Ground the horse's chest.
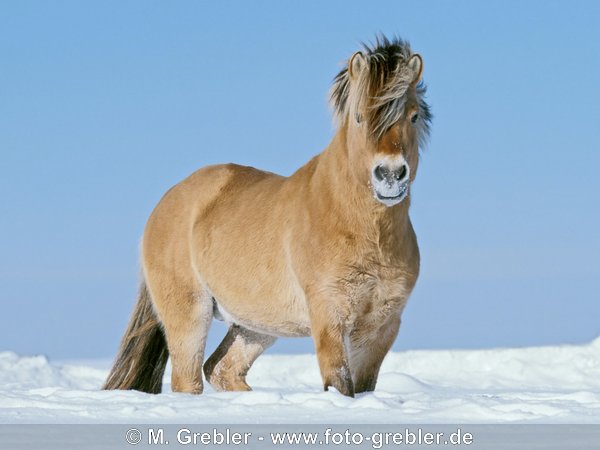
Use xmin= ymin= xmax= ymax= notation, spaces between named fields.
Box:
xmin=343 ymin=267 xmax=414 ymax=324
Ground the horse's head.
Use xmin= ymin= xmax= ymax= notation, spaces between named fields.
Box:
xmin=330 ymin=36 xmax=431 ymax=207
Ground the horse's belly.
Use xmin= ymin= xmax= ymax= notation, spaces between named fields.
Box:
xmin=212 ymin=295 xmax=311 ymax=337
xmin=199 ymin=251 xmax=311 ymax=337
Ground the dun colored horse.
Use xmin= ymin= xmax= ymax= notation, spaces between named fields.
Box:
xmin=104 ymin=36 xmax=431 ymax=397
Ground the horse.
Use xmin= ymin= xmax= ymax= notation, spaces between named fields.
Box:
xmin=103 ymin=35 xmax=431 ymax=398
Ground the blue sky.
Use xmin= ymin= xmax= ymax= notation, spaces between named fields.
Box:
xmin=1 ymin=1 xmax=599 ymax=359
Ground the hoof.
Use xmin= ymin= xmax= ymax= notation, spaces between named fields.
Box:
xmin=354 ymin=376 xmax=377 ymax=394
xmin=324 ymin=367 xmax=355 ymax=397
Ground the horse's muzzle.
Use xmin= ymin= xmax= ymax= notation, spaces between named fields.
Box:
xmin=372 ymin=163 xmax=410 ymax=207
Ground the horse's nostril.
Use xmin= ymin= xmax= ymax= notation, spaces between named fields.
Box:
xmin=375 ymin=164 xmax=408 ymax=182
xmin=374 ymin=165 xmax=386 ymax=181
xmin=395 ymin=165 xmax=407 ymax=181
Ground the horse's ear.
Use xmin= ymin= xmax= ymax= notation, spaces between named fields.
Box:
xmin=408 ymin=54 xmax=423 ymax=82
xmin=348 ymin=51 xmax=365 ymax=79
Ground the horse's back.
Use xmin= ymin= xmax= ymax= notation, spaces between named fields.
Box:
xmin=144 ymin=162 xmax=284 ymax=255
xmin=181 ymin=163 xmax=284 ymax=203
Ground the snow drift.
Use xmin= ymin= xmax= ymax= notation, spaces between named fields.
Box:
xmin=1 ymin=338 xmax=599 ymax=423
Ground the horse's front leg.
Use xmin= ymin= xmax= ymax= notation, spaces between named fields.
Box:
xmin=349 ymin=313 xmax=401 ymax=393
xmin=308 ymin=301 xmax=354 ymax=397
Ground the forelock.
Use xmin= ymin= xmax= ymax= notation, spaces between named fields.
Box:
xmin=330 ymin=35 xmax=431 ymax=145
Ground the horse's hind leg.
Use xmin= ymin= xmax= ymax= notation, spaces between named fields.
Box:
xmin=204 ymin=324 xmax=276 ymax=391
xmin=146 ymin=274 xmax=213 ymax=394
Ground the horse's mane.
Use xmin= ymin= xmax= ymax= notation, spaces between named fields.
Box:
xmin=330 ymin=35 xmax=431 ymax=145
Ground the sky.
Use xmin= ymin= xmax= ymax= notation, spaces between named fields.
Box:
xmin=1 ymin=1 xmax=599 ymax=360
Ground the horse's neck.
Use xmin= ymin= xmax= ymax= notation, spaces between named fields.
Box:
xmin=306 ymin=130 xmax=411 ymax=238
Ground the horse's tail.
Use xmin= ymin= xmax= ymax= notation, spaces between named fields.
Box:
xmin=103 ymin=281 xmax=168 ymax=393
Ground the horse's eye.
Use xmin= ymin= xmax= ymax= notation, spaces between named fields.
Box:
xmin=410 ymin=112 xmax=419 ymax=124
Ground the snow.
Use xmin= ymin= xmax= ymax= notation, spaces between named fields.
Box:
xmin=1 ymin=338 xmax=599 ymax=424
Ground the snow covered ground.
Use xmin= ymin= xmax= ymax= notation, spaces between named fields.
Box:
xmin=1 ymin=338 xmax=599 ymax=424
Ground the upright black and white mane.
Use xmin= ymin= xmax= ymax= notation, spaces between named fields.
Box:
xmin=330 ymin=35 xmax=431 ymax=145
